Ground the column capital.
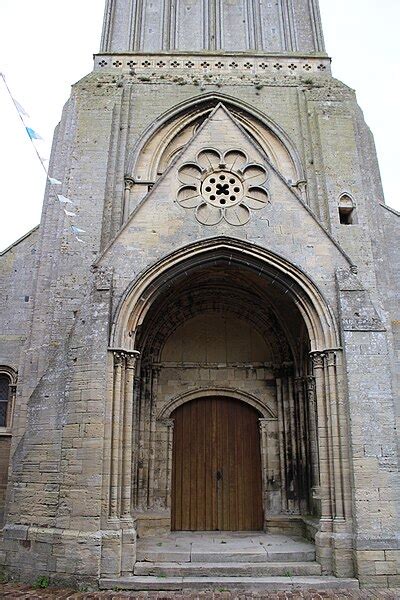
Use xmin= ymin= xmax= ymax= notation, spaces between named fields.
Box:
xmin=310 ymin=348 xmax=342 ymax=369
xmin=112 ymin=350 xmax=125 ymax=367
xmin=126 ymin=352 xmax=139 ymax=370
xmin=124 ymin=176 xmax=135 ymax=191
xmin=324 ymin=349 xmax=338 ymax=368
xmin=294 ymin=376 xmax=306 ymax=392
xmin=310 ymin=351 xmax=325 ymax=369
xmin=306 ymin=375 xmax=316 ymax=393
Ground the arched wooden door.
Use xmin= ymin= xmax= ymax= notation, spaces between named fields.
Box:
xmin=171 ymin=397 xmax=263 ymax=531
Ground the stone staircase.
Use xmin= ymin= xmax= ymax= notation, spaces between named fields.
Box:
xmin=100 ymin=532 xmax=359 ymax=591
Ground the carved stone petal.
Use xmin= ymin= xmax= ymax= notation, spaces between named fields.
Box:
xmin=197 ymin=149 xmax=222 ymax=171
xmin=245 ymin=187 xmax=270 ymax=210
xmin=224 ymin=204 xmax=250 ymax=226
xmin=177 ymin=185 xmax=202 ymax=208
xmin=223 ymin=150 xmax=247 ymax=171
xmin=242 ymin=164 xmax=268 ymax=186
xmin=178 ymin=163 xmax=203 ymax=185
xmin=196 ymin=203 xmax=223 ymax=226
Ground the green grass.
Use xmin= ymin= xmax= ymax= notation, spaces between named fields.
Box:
xmin=33 ymin=575 xmax=50 ymax=589
xmin=0 ymin=571 xmax=9 ymax=584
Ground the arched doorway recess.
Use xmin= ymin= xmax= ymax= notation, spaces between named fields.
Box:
xmin=107 ymin=239 xmax=352 ymax=574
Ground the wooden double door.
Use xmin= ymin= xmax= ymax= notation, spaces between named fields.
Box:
xmin=171 ymin=397 xmax=263 ymax=531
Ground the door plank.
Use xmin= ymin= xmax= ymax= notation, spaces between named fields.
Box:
xmin=172 ymin=397 xmax=263 ymax=531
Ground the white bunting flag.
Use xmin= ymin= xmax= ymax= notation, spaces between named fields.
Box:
xmin=58 ymin=195 xmax=73 ymax=205
xmin=71 ymin=225 xmax=86 ymax=235
xmin=15 ymin=99 xmax=30 ymax=118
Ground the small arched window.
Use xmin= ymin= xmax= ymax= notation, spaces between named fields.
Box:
xmin=338 ymin=194 xmax=357 ymax=225
xmin=0 ymin=375 xmax=10 ymax=428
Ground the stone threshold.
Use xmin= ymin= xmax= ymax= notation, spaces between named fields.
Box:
xmin=99 ymin=575 xmax=360 ymax=591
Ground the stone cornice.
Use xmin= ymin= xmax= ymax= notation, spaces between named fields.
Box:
xmin=94 ymin=52 xmax=331 ymax=77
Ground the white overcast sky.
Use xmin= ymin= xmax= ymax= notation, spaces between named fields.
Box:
xmin=0 ymin=0 xmax=399 ymax=251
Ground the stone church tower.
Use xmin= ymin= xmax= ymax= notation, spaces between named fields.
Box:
xmin=0 ymin=0 xmax=399 ymax=591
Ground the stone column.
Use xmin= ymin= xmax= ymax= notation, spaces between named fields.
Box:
xmin=101 ymin=348 xmax=140 ymax=579
xmin=121 ymin=352 xmax=139 ymax=519
xmin=136 ymin=367 xmax=149 ymax=509
xmin=123 ymin=177 xmax=134 ymax=223
xmin=295 ymin=376 xmax=309 ymax=513
xmin=311 ymin=350 xmax=333 ymax=574
xmin=8 ymin=384 xmax=17 ymax=429
xmin=110 ymin=350 xmax=124 ymax=519
xmin=286 ymin=368 xmax=298 ymax=513
xmin=311 ymin=351 xmax=332 ymax=522
xmin=109 ymin=349 xmax=140 ymax=521
xmin=325 ymin=350 xmax=344 ymax=522
xmin=311 ymin=349 xmax=353 ymax=576
xmin=306 ymin=375 xmax=320 ymax=508
xmin=259 ymin=417 xmax=279 ymax=519
xmin=158 ymin=418 xmax=175 ymax=510
xmin=147 ymin=367 xmax=160 ymax=509
xmin=259 ymin=418 xmax=269 ymax=518
xmin=131 ymin=374 xmax=141 ymax=509
xmin=275 ymin=372 xmax=287 ymax=512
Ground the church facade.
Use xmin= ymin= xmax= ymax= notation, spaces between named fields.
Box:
xmin=0 ymin=0 xmax=399 ymax=590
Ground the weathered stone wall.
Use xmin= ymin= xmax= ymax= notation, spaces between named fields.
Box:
xmin=0 ymin=42 xmax=398 ymax=588
xmin=0 ymin=227 xmax=39 ymax=532
xmin=100 ymin=0 xmax=325 ymax=54
xmin=379 ymin=205 xmax=400 ymax=439
xmin=0 ymin=227 xmax=38 ymax=370
xmin=0 ymin=437 xmax=11 ymax=526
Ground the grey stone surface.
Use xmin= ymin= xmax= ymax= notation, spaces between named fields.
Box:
xmin=133 ymin=561 xmax=322 ymax=577
xmin=99 ymin=575 xmax=360 ymax=591
xmin=0 ymin=0 xmax=398 ymax=592
xmin=100 ymin=0 xmax=326 ymax=54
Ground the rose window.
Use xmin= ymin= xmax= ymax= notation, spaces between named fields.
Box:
xmin=177 ymin=149 xmax=270 ymax=226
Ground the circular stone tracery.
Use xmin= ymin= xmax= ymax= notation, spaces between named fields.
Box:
xmin=177 ymin=148 xmax=270 ymax=226
xmin=201 ymin=171 xmax=244 ymax=207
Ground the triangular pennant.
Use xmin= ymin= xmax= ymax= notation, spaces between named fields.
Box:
xmin=64 ymin=209 xmax=76 ymax=217
xmin=26 ymin=127 xmax=42 ymax=140
xmin=71 ymin=225 xmax=86 ymax=235
xmin=15 ymin=99 xmax=30 ymax=118
xmin=48 ymin=177 xmax=62 ymax=185
xmin=58 ymin=195 xmax=73 ymax=205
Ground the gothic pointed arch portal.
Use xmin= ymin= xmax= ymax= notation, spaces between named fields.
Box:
xmin=107 ymin=239 xmax=352 ymax=570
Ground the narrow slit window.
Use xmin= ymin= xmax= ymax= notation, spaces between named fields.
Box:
xmin=338 ymin=195 xmax=356 ymax=225
xmin=0 ymin=375 xmax=10 ymax=428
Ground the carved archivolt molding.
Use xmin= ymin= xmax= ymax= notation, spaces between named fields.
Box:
xmin=177 ymin=148 xmax=270 ymax=226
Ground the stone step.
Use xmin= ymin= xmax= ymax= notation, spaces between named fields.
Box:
xmin=134 ymin=561 xmax=322 ymax=577
xmin=137 ymin=549 xmax=316 ymax=563
xmin=100 ymin=576 xmax=360 ymax=592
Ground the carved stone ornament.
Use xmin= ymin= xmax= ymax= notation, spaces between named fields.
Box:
xmin=177 ymin=148 xmax=270 ymax=226
xmin=94 ymin=266 xmax=113 ymax=291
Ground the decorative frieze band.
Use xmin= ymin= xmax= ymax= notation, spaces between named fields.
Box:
xmin=94 ymin=53 xmax=331 ymax=77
